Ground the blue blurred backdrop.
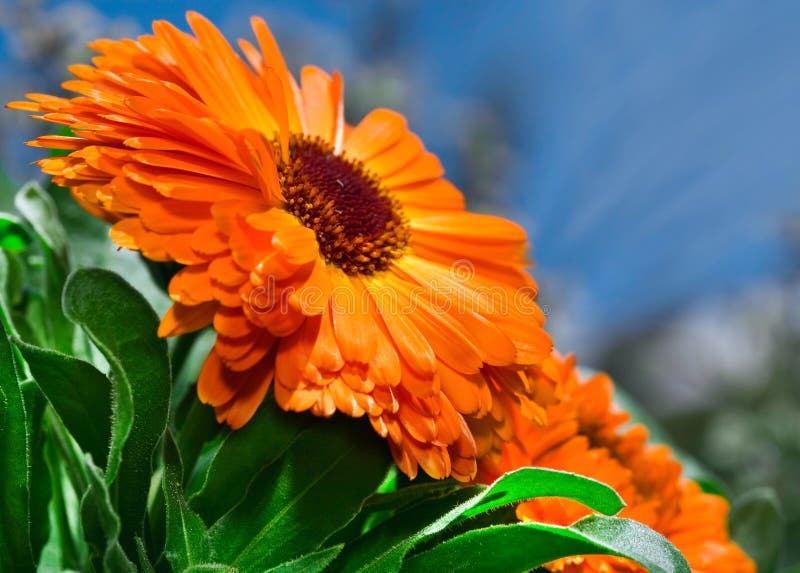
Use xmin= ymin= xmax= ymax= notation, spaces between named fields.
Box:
xmin=2 ymin=0 xmax=799 ymax=554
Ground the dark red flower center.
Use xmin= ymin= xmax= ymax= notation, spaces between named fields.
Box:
xmin=278 ymin=135 xmax=409 ymax=275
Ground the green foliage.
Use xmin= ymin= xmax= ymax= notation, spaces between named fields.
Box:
xmin=0 ymin=312 xmax=35 ymax=571
xmin=731 ymin=488 xmax=784 ymax=573
xmin=14 ymin=340 xmax=112 ymax=467
xmin=401 ymin=516 xmax=689 ymax=573
xmin=0 ymin=179 xmax=725 ymax=573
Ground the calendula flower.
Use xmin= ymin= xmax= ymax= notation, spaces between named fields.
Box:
xmin=9 ymin=12 xmax=552 ymax=481
xmin=477 ymin=353 xmax=755 ymax=573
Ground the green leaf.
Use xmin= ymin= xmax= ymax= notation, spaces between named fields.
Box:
xmin=135 ymin=536 xmax=156 ymax=573
xmin=184 ymin=565 xmax=236 ymax=572
xmin=15 ymin=182 xmax=74 ymax=354
xmin=21 ymin=380 xmax=52 ymax=562
xmin=176 ymin=399 xmax=219 ymax=486
xmin=14 ymin=181 xmax=68 ymax=268
xmin=63 ymin=268 xmax=172 ymax=550
xmin=209 ymin=417 xmax=391 ymax=572
xmin=14 ymin=339 xmax=111 ymax=466
xmin=0 ymin=213 xmax=31 ymax=252
xmin=163 ymin=430 xmax=213 ymax=572
xmin=730 ymin=487 xmax=784 ymax=573
xmin=332 ymin=468 xmax=624 ymax=573
xmin=79 ymin=457 xmax=137 ymax=573
xmin=401 ymin=516 xmax=690 ymax=573
xmin=264 ymin=545 xmax=344 ymax=573
xmin=0 ymin=316 xmax=34 ymax=571
xmin=459 ymin=468 xmax=624 ymax=519
xmin=40 ymin=435 xmax=89 ymax=572
xmin=189 ymin=397 xmax=315 ymax=524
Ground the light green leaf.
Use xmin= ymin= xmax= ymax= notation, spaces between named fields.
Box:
xmin=163 ymin=430 xmax=213 ymax=572
xmin=79 ymin=457 xmax=137 ymax=573
xmin=14 ymin=182 xmax=68 ymax=268
xmin=15 ymin=182 xmax=74 ymax=354
xmin=0 ymin=316 xmax=34 ymax=571
xmin=730 ymin=487 xmax=783 ymax=573
xmin=189 ymin=397 xmax=315 ymax=525
xmin=264 ymin=545 xmax=344 ymax=573
xmin=135 ymin=536 xmax=156 ymax=573
xmin=401 ymin=516 xmax=690 ymax=573
xmin=459 ymin=468 xmax=624 ymax=519
xmin=209 ymin=417 xmax=391 ymax=572
xmin=63 ymin=268 xmax=171 ymax=551
xmin=40 ymin=435 xmax=89 ymax=572
xmin=0 ymin=213 xmax=31 ymax=252
xmin=14 ymin=339 xmax=111 ymax=467
xmin=333 ymin=468 xmax=624 ymax=573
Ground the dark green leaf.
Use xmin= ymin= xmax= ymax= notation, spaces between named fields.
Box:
xmin=402 ymin=516 xmax=690 ymax=573
xmin=176 ymin=399 xmax=219 ymax=486
xmin=163 ymin=430 xmax=213 ymax=572
xmin=0 ymin=316 xmax=34 ymax=571
xmin=189 ymin=397 xmax=315 ymax=524
xmin=730 ymin=487 xmax=784 ymax=573
xmin=14 ymin=339 xmax=111 ymax=466
xmin=330 ymin=477 xmax=460 ymax=546
xmin=331 ymin=487 xmax=478 ymax=573
xmin=209 ymin=417 xmax=391 ymax=572
xmin=333 ymin=468 xmax=624 ymax=573
xmin=21 ymin=380 xmax=51 ymax=561
xmin=264 ymin=545 xmax=344 ymax=573
xmin=79 ymin=457 xmax=137 ymax=572
xmin=364 ymin=480 xmax=462 ymax=514
xmin=63 ymin=268 xmax=172 ymax=550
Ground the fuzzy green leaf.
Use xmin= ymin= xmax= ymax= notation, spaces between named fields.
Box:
xmin=63 ymin=268 xmax=171 ymax=551
xmin=0 ymin=315 xmax=34 ymax=571
xmin=401 ymin=516 xmax=690 ymax=573
xmin=730 ymin=488 xmax=784 ymax=573
xmin=135 ymin=536 xmax=156 ymax=573
xmin=14 ymin=182 xmax=68 ymax=268
xmin=163 ymin=430 xmax=213 ymax=572
xmin=79 ymin=457 xmax=137 ymax=572
xmin=14 ymin=339 xmax=111 ymax=467
xmin=209 ymin=417 xmax=391 ymax=572
xmin=14 ymin=182 xmax=74 ymax=354
xmin=264 ymin=545 xmax=344 ymax=573
xmin=332 ymin=468 xmax=624 ymax=573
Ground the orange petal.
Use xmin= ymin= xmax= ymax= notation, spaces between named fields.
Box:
xmin=158 ymin=301 xmax=217 ymax=337
xmin=344 ymin=109 xmax=407 ymax=162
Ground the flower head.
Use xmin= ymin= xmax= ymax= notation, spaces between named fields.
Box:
xmin=9 ymin=12 xmax=552 ymax=481
xmin=477 ymin=353 xmax=755 ymax=573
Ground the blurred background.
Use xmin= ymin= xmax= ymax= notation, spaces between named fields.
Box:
xmin=2 ymin=0 xmax=798 ymax=563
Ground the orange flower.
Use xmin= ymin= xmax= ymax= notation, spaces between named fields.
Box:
xmin=477 ymin=353 xmax=755 ymax=573
xmin=8 ymin=12 xmax=552 ymax=481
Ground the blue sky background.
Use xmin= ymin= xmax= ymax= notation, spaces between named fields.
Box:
xmin=2 ymin=0 xmax=799 ymax=358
